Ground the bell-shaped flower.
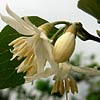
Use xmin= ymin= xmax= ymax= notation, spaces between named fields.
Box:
xmin=0 ymin=5 xmax=59 ymax=82
xmin=24 ymin=61 xmax=78 ymax=94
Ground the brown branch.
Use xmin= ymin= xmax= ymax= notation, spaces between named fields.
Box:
xmin=81 ymin=27 xmax=100 ymax=43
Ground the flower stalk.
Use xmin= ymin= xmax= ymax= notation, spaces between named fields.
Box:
xmin=52 ymin=21 xmax=71 ymax=26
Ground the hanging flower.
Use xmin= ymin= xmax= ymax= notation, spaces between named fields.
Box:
xmin=0 ymin=5 xmax=59 ymax=82
xmin=51 ymin=62 xmax=78 ymax=95
xmin=25 ymin=61 xmax=75 ymax=93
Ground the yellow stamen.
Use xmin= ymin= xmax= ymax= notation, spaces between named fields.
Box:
xmin=8 ymin=37 xmax=25 ymax=46
xmin=59 ymin=80 xmax=64 ymax=95
xmin=69 ymin=78 xmax=78 ymax=94
xmin=65 ymin=79 xmax=70 ymax=93
xmin=51 ymin=81 xmax=60 ymax=94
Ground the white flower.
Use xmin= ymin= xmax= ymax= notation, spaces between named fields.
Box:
xmin=24 ymin=61 xmax=77 ymax=94
xmin=0 ymin=5 xmax=59 ymax=82
xmin=27 ymin=60 xmax=100 ymax=95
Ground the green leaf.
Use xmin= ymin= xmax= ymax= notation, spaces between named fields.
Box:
xmin=0 ymin=16 xmax=57 ymax=89
xmin=28 ymin=16 xmax=48 ymax=26
xmin=0 ymin=26 xmax=25 ymax=89
xmin=78 ymin=0 xmax=100 ymax=21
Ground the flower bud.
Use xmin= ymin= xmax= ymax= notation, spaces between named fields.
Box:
xmin=53 ymin=24 xmax=77 ymax=63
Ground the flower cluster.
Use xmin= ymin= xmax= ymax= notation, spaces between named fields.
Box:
xmin=1 ymin=5 xmax=100 ymax=97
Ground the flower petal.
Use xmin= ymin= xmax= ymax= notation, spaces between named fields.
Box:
xmin=0 ymin=14 xmax=34 ymax=35
xmin=34 ymin=38 xmax=47 ymax=72
xmin=6 ymin=5 xmax=40 ymax=34
xmin=24 ymin=16 xmax=38 ymax=31
xmin=0 ymin=5 xmax=41 ymax=35
xmin=6 ymin=5 xmax=31 ymax=29
xmin=43 ymin=40 xmax=59 ymax=73
xmin=24 ymin=68 xmax=54 ymax=82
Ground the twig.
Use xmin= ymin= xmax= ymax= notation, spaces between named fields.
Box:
xmin=82 ymin=27 xmax=100 ymax=43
